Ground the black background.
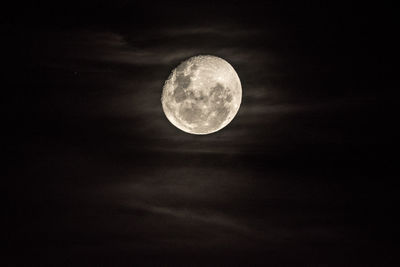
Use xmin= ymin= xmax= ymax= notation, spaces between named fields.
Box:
xmin=4 ymin=1 xmax=398 ymax=266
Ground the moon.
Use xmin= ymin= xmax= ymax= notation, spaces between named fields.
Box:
xmin=161 ymin=55 xmax=242 ymax=135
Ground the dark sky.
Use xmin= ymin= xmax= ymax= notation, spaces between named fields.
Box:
xmin=4 ymin=1 xmax=398 ymax=266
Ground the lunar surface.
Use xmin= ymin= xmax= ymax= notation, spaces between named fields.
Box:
xmin=161 ymin=55 xmax=242 ymax=134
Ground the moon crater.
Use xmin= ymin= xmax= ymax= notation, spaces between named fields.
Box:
xmin=162 ymin=55 xmax=242 ymax=135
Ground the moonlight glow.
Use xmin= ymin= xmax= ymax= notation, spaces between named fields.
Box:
xmin=161 ymin=55 xmax=242 ymax=134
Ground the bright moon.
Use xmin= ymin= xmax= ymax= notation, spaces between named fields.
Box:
xmin=161 ymin=55 xmax=242 ymax=135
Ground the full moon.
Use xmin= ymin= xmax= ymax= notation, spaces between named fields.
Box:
xmin=161 ymin=55 xmax=242 ymax=135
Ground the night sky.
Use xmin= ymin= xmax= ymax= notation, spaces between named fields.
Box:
xmin=4 ymin=1 xmax=398 ymax=266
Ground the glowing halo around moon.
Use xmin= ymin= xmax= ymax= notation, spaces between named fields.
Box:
xmin=161 ymin=55 xmax=242 ymax=135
